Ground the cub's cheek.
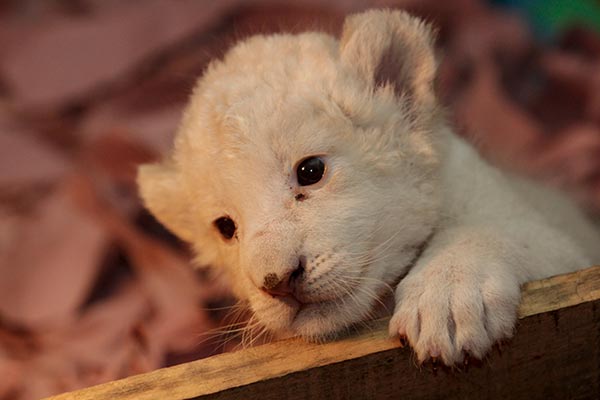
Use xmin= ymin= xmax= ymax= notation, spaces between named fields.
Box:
xmin=227 ymin=269 xmax=262 ymax=301
xmin=224 ymin=276 xmax=252 ymax=301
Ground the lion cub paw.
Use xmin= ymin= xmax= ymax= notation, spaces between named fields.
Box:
xmin=389 ymin=262 xmax=521 ymax=365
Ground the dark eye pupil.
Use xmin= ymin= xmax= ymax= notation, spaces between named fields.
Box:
xmin=297 ymin=157 xmax=325 ymax=186
xmin=214 ymin=217 xmax=236 ymax=240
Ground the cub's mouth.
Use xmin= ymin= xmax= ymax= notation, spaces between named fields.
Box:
xmin=293 ymin=292 xmax=358 ymax=320
xmin=290 ymin=292 xmax=358 ymax=336
xmin=260 ymin=286 xmax=354 ymax=319
xmin=255 ymin=280 xmax=390 ymax=341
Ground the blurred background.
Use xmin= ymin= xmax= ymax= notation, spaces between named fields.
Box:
xmin=1 ymin=0 xmax=599 ymax=398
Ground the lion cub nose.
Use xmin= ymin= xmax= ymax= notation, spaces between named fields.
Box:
xmin=261 ymin=257 xmax=305 ymax=298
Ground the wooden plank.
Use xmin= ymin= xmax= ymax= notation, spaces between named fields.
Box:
xmin=47 ymin=265 xmax=600 ymax=400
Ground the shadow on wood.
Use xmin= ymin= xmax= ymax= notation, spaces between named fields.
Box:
xmin=47 ymin=266 xmax=600 ymax=400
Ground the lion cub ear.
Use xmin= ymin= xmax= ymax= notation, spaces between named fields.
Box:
xmin=339 ymin=9 xmax=437 ymax=109
xmin=137 ymin=162 xmax=194 ymax=242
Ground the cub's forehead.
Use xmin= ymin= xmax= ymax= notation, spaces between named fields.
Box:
xmin=210 ymin=32 xmax=340 ymax=90
xmin=194 ymin=32 xmax=340 ymax=111
xmin=175 ymin=32 xmax=355 ymax=173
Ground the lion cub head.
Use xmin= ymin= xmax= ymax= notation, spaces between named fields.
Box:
xmin=138 ymin=10 xmax=445 ymax=340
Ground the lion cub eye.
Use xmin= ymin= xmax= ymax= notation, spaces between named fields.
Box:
xmin=296 ymin=156 xmax=325 ymax=186
xmin=214 ymin=217 xmax=236 ymax=240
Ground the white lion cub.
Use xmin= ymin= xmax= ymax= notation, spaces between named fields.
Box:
xmin=138 ymin=10 xmax=600 ymax=365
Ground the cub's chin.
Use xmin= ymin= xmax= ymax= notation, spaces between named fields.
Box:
xmin=248 ymin=284 xmax=387 ymax=342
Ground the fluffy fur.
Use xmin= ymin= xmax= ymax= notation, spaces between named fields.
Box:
xmin=138 ymin=10 xmax=600 ymax=365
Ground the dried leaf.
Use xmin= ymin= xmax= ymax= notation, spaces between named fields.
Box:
xmin=0 ymin=0 xmax=237 ymax=110
xmin=0 ymin=179 xmax=108 ymax=328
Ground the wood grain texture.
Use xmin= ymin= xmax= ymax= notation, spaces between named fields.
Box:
xmin=47 ymin=265 xmax=600 ymax=400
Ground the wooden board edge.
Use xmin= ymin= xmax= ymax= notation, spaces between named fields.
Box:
xmin=46 ymin=265 xmax=600 ymax=400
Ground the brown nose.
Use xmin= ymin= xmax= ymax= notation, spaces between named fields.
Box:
xmin=261 ymin=257 xmax=305 ymax=298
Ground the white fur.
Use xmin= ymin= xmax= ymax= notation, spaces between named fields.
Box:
xmin=138 ymin=10 xmax=600 ymax=364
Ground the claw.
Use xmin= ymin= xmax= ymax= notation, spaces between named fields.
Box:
xmin=463 ymin=351 xmax=470 ymax=365
xmin=463 ymin=352 xmax=483 ymax=368
xmin=498 ymin=338 xmax=511 ymax=350
xmin=462 ymin=351 xmax=471 ymax=371
xmin=431 ymin=361 xmax=439 ymax=374
xmin=418 ymin=356 xmax=440 ymax=375
xmin=493 ymin=342 xmax=504 ymax=356
xmin=398 ymin=335 xmax=408 ymax=348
